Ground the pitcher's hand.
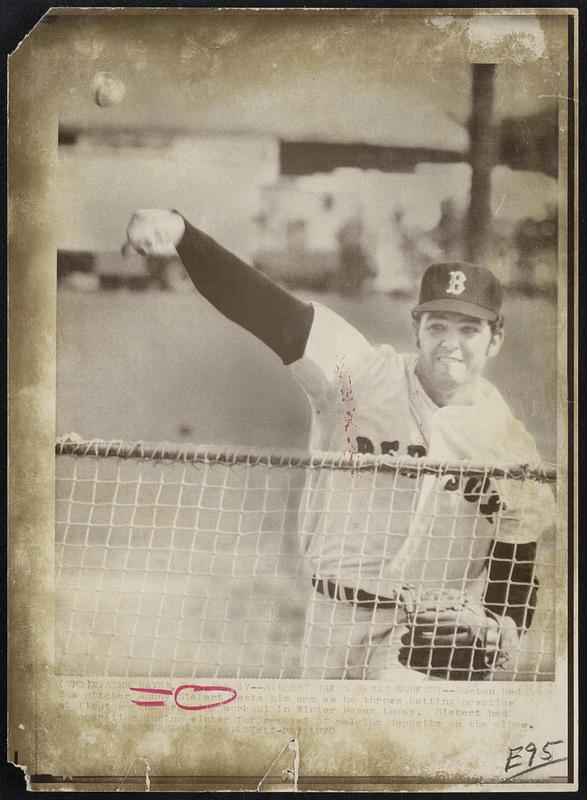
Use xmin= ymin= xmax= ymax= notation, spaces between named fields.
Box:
xmin=123 ymin=209 xmax=185 ymax=257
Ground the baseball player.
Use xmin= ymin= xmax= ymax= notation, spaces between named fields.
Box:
xmin=125 ymin=209 xmax=555 ymax=681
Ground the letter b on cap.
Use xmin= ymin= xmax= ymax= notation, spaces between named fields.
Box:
xmin=446 ymin=270 xmax=467 ymax=296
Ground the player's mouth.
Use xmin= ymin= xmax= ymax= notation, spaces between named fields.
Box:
xmin=436 ymin=355 xmax=463 ymax=363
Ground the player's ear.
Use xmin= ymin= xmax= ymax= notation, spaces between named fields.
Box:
xmin=411 ymin=314 xmax=421 ymax=349
xmin=487 ymin=327 xmax=504 ymax=358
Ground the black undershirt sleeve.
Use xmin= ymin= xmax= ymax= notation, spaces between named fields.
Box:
xmin=483 ymin=540 xmax=539 ymax=631
xmin=175 ymin=217 xmax=314 ymax=365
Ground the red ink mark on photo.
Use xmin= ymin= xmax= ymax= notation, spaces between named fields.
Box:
xmin=129 ymin=687 xmax=173 ymax=707
xmin=130 ymin=685 xmax=237 ymax=711
xmin=336 ymin=359 xmax=359 ymax=469
xmin=336 ymin=362 xmax=354 ymax=404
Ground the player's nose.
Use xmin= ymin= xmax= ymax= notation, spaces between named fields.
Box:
xmin=439 ymin=328 xmax=460 ymax=349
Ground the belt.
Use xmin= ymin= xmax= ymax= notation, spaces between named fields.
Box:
xmin=312 ymin=577 xmax=399 ymax=609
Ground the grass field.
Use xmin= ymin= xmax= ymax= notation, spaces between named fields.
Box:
xmin=55 ymin=288 xmax=558 ymax=680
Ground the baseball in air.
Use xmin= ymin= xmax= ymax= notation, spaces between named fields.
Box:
xmin=91 ymin=72 xmax=125 ymax=107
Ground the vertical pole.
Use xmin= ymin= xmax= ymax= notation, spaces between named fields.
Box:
xmin=466 ymin=63 xmax=497 ymax=264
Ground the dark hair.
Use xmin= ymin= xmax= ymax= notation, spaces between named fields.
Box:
xmin=411 ymin=310 xmax=504 ymax=336
xmin=490 ymin=316 xmax=505 ymax=335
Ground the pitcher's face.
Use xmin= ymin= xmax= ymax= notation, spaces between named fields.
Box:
xmin=414 ymin=311 xmax=503 ymax=389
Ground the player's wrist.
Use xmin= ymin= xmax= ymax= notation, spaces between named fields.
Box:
xmin=169 ymin=209 xmax=187 ymax=247
xmin=484 ymin=607 xmax=518 ymax=633
xmin=495 ymin=613 xmax=520 ymax=649
xmin=482 ymin=610 xmax=519 ymax=669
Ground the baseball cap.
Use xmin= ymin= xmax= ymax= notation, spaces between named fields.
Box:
xmin=412 ymin=262 xmax=503 ymax=322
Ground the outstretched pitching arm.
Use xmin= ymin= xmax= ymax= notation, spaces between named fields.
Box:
xmin=125 ymin=209 xmax=314 ymax=365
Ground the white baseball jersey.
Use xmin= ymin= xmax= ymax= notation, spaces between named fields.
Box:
xmin=290 ymin=302 xmax=555 ymax=600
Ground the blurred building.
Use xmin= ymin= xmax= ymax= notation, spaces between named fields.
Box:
xmin=57 ymin=87 xmax=558 ymax=297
